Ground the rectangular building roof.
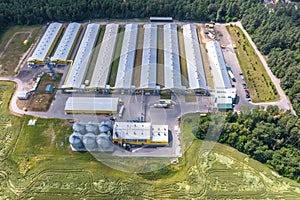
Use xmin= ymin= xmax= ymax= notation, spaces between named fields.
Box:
xmin=182 ymin=24 xmax=207 ymax=90
xmin=51 ymin=22 xmax=81 ymax=63
xmin=63 ymin=23 xmax=100 ymax=88
xmin=28 ymin=22 xmax=63 ymax=63
xmin=64 ymin=97 xmax=119 ymax=113
xmin=164 ymin=24 xmax=182 ymax=90
xmin=90 ymin=24 xmax=119 ymax=88
xmin=113 ymin=122 xmax=151 ymax=140
xmin=206 ymin=41 xmax=232 ymax=89
xmin=150 ymin=17 xmax=173 ymax=22
xmin=151 ymin=125 xmax=168 ymax=143
xmin=114 ymin=24 xmax=138 ymax=89
xmin=140 ymin=24 xmax=157 ymax=89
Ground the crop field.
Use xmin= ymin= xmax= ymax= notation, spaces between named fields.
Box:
xmin=0 ymin=26 xmax=43 ymax=76
xmin=226 ymin=25 xmax=279 ymax=102
xmin=1 ymin=81 xmax=300 ymax=199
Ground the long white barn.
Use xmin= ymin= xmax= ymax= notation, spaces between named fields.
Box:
xmin=140 ymin=24 xmax=157 ymax=90
xmin=90 ymin=24 xmax=119 ymax=88
xmin=51 ymin=22 xmax=81 ymax=65
xmin=28 ymin=22 xmax=63 ymax=66
xmin=164 ymin=24 xmax=183 ymax=90
xmin=182 ymin=24 xmax=207 ymax=90
xmin=114 ymin=24 xmax=138 ymax=90
xmin=63 ymin=23 xmax=100 ymax=89
xmin=206 ymin=41 xmax=236 ymax=98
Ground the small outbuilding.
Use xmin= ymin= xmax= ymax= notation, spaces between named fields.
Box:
xmin=17 ymin=91 xmax=30 ymax=100
xmin=45 ymin=84 xmax=55 ymax=93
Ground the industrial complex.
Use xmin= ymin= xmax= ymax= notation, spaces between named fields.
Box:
xmin=25 ymin=21 xmax=237 ymax=153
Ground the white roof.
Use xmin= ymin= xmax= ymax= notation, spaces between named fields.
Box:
xmin=182 ymin=24 xmax=207 ymax=90
xmin=113 ymin=122 xmax=151 ymax=140
xmin=163 ymin=24 xmax=182 ymax=89
xmin=64 ymin=97 xmax=119 ymax=112
xmin=64 ymin=24 xmax=100 ymax=88
xmin=151 ymin=125 xmax=168 ymax=142
xmin=51 ymin=23 xmax=81 ymax=62
xmin=114 ymin=24 xmax=138 ymax=89
xmin=90 ymin=24 xmax=119 ymax=88
xmin=206 ymin=41 xmax=232 ymax=89
xmin=140 ymin=24 xmax=157 ymax=89
xmin=28 ymin=22 xmax=62 ymax=62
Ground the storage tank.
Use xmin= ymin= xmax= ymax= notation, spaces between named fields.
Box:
xmin=72 ymin=122 xmax=86 ymax=134
xmin=69 ymin=133 xmax=84 ymax=150
xmin=104 ymin=120 xmax=113 ymax=129
xmin=85 ymin=123 xmax=99 ymax=135
xmin=82 ymin=133 xmax=97 ymax=150
xmin=99 ymin=124 xmax=110 ymax=133
xmin=96 ymin=134 xmax=113 ymax=152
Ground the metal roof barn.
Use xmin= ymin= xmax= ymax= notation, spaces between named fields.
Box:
xmin=163 ymin=24 xmax=182 ymax=90
xmin=90 ymin=24 xmax=119 ymax=88
xmin=114 ymin=24 xmax=138 ymax=89
xmin=140 ymin=24 xmax=158 ymax=89
xmin=64 ymin=97 xmax=119 ymax=114
xmin=28 ymin=22 xmax=63 ymax=65
xmin=206 ymin=41 xmax=236 ymax=98
xmin=50 ymin=22 xmax=81 ymax=64
xmin=182 ymin=24 xmax=207 ymax=90
xmin=63 ymin=23 xmax=100 ymax=88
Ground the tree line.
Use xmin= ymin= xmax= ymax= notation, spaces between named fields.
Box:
xmin=193 ymin=106 xmax=300 ymax=183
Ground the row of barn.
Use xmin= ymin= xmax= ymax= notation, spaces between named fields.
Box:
xmin=27 ymin=22 xmax=235 ymax=98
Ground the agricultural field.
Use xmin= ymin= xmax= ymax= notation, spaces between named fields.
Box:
xmin=1 ymin=81 xmax=300 ymax=199
xmin=0 ymin=26 xmax=43 ymax=76
xmin=226 ymin=25 xmax=279 ymax=102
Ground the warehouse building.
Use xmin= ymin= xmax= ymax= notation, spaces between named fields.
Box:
xmin=140 ymin=24 xmax=158 ymax=91
xmin=112 ymin=122 xmax=168 ymax=145
xmin=64 ymin=97 xmax=119 ymax=114
xmin=163 ymin=24 xmax=183 ymax=90
xmin=63 ymin=23 xmax=100 ymax=89
xmin=206 ymin=41 xmax=236 ymax=99
xmin=90 ymin=24 xmax=119 ymax=88
xmin=114 ymin=24 xmax=138 ymax=92
xmin=182 ymin=24 xmax=207 ymax=93
xmin=50 ymin=22 xmax=81 ymax=65
xmin=28 ymin=22 xmax=63 ymax=67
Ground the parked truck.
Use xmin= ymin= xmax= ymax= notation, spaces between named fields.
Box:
xmin=228 ymin=70 xmax=236 ymax=82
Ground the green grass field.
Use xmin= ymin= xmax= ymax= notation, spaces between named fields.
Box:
xmin=1 ymin=81 xmax=300 ymax=199
xmin=226 ymin=25 xmax=279 ymax=102
xmin=0 ymin=26 xmax=42 ymax=76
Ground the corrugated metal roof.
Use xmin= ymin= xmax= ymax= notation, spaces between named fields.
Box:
xmin=115 ymin=24 xmax=138 ymax=89
xmin=182 ymin=24 xmax=207 ymax=90
xmin=64 ymin=23 xmax=100 ymax=88
xmin=64 ymin=97 xmax=119 ymax=112
xmin=206 ymin=41 xmax=232 ymax=89
xmin=140 ymin=24 xmax=157 ymax=89
xmin=28 ymin=22 xmax=62 ymax=62
xmin=113 ymin=122 xmax=151 ymax=140
xmin=90 ymin=24 xmax=119 ymax=88
xmin=151 ymin=125 xmax=168 ymax=142
xmin=51 ymin=22 xmax=81 ymax=63
xmin=164 ymin=24 xmax=182 ymax=89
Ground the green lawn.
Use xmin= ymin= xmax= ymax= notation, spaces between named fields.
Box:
xmin=0 ymin=81 xmax=299 ymax=199
xmin=0 ymin=25 xmax=43 ymax=76
xmin=226 ymin=25 xmax=279 ymax=102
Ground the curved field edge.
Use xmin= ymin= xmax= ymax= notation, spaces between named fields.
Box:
xmin=0 ymin=81 xmax=299 ymax=199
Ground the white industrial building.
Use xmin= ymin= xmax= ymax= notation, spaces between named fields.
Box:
xmin=63 ymin=23 xmax=100 ymax=89
xmin=182 ymin=24 xmax=207 ymax=91
xmin=50 ymin=22 xmax=81 ymax=65
xmin=112 ymin=122 xmax=168 ymax=145
xmin=140 ymin=24 xmax=158 ymax=90
xmin=206 ymin=41 xmax=236 ymax=99
xmin=64 ymin=97 xmax=119 ymax=114
xmin=163 ymin=24 xmax=183 ymax=90
xmin=114 ymin=24 xmax=138 ymax=91
xmin=28 ymin=22 xmax=63 ymax=66
xmin=90 ymin=24 xmax=119 ymax=88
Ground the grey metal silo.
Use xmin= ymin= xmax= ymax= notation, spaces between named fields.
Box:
xmin=72 ymin=122 xmax=86 ymax=135
xmin=98 ymin=124 xmax=110 ymax=133
xmin=69 ymin=132 xmax=84 ymax=150
xmin=96 ymin=134 xmax=113 ymax=152
xmin=86 ymin=123 xmax=99 ymax=135
xmin=82 ymin=133 xmax=97 ymax=151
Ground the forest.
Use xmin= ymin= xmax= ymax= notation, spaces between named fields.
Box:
xmin=193 ymin=106 xmax=300 ymax=183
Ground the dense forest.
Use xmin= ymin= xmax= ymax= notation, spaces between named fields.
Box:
xmin=0 ymin=1 xmax=299 ymax=114
xmin=193 ymin=106 xmax=300 ymax=182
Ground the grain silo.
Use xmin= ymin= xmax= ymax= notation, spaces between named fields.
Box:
xmin=99 ymin=123 xmax=110 ymax=133
xmin=82 ymin=133 xmax=97 ymax=150
xmin=69 ymin=132 xmax=84 ymax=150
xmin=72 ymin=122 xmax=86 ymax=134
xmin=85 ymin=122 xmax=99 ymax=135
xmin=96 ymin=134 xmax=114 ymax=152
